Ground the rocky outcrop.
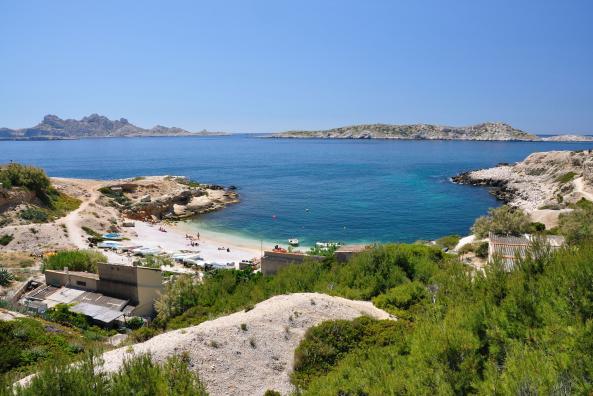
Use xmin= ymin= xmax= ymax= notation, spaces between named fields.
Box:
xmin=453 ymin=150 xmax=593 ymax=211
xmin=98 ymin=176 xmax=239 ymax=221
xmin=0 ymin=114 xmax=228 ymax=140
xmin=0 ymin=188 xmax=39 ymax=212
xmin=272 ymin=122 xmax=539 ymax=141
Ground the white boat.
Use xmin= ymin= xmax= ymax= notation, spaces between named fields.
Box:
xmin=132 ymin=247 xmax=162 ymax=256
xmin=183 ymin=258 xmax=205 ymax=267
xmin=97 ymin=241 xmax=121 ymax=250
xmin=288 ymin=238 xmax=299 ymax=246
xmin=206 ymin=262 xmax=235 ymax=270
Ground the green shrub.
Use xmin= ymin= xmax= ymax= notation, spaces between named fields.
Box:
xmin=471 ymin=205 xmax=531 ymax=238
xmin=372 ymin=281 xmax=427 ymax=318
xmin=435 ymin=234 xmax=461 ymax=250
xmin=0 ymin=234 xmax=13 ymax=246
xmin=125 ymin=317 xmax=144 ymax=330
xmin=19 ymin=207 xmax=49 ymax=223
xmin=0 ymin=267 xmax=15 ymax=286
xmin=558 ymin=204 xmax=593 ymax=244
xmin=46 ymin=304 xmax=91 ymax=330
xmin=12 ymin=352 xmax=207 ymax=395
xmin=130 ymin=326 xmax=159 ymax=343
xmin=475 ymin=241 xmax=489 ymax=258
xmin=42 ymin=250 xmax=106 ymax=273
xmin=556 ymin=171 xmax=577 ymax=184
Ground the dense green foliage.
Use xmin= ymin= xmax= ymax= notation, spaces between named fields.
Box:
xmin=0 ymin=163 xmax=51 ymax=201
xmin=42 ymin=250 xmax=106 ymax=273
xmin=8 ymin=352 xmax=207 ymax=396
xmin=0 ymin=318 xmax=92 ymax=379
xmin=435 ymin=234 xmax=461 ymax=250
xmin=0 ymin=235 xmax=13 ymax=247
xmin=293 ymin=242 xmax=593 ymax=395
xmin=0 ymin=267 xmax=15 ymax=286
xmin=292 ymin=316 xmax=410 ymax=388
xmin=558 ymin=201 xmax=593 ymax=244
xmin=0 ymin=163 xmax=80 ymax=222
xmin=155 ymin=244 xmax=443 ymax=329
xmin=471 ymin=205 xmax=531 ymax=238
xmin=45 ymin=304 xmax=92 ymax=330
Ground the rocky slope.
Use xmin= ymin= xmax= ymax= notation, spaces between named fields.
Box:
xmin=0 ymin=114 xmax=226 ymax=140
xmin=96 ymin=293 xmax=393 ymax=396
xmin=272 ymin=122 xmax=539 ymax=141
xmin=453 ymin=150 xmax=593 ymax=212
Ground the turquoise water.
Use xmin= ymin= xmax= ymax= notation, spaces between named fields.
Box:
xmin=1 ymin=136 xmax=592 ymax=244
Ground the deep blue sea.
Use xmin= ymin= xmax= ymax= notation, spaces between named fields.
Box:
xmin=1 ymin=136 xmax=592 ymax=245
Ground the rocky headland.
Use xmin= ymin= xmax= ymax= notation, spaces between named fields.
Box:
xmin=453 ymin=150 xmax=593 ymax=216
xmin=0 ymin=114 xmax=227 ymax=140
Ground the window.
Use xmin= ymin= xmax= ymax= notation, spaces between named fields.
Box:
xmin=76 ymin=280 xmax=87 ymax=287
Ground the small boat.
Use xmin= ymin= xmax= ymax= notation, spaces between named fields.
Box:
xmin=102 ymin=233 xmax=122 ymax=240
xmin=97 ymin=241 xmax=121 ymax=250
xmin=132 ymin=247 xmax=162 ymax=256
xmin=288 ymin=238 xmax=299 ymax=246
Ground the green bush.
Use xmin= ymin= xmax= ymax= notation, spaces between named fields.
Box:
xmin=130 ymin=326 xmax=159 ymax=343
xmin=471 ymin=205 xmax=531 ymax=238
xmin=0 ymin=163 xmax=51 ymax=200
xmin=556 ymin=171 xmax=577 ymax=184
xmin=475 ymin=241 xmax=489 ymax=258
xmin=11 ymin=352 xmax=207 ymax=395
xmin=125 ymin=317 xmax=144 ymax=330
xmin=42 ymin=250 xmax=106 ymax=273
xmin=435 ymin=234 xmax=461 ymax=250
xmin=45 ymin=304 xmax=91 ymax=330
xmin=19 ymin=207 xmax=49 ymax=223
xmin=372 ymin=281 xmax=427 ymax=318
xmin=0 ymin=267 xmax=15 ymax=286
xmin=0 ymin=234 xmax=13 ymax=246
xmin=0 ymin=317 xmax=91 ymax=378
xmin=558 ymin=204 xmax=593 ymax=244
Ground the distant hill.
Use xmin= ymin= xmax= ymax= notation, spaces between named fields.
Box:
xmin=0 ymin=114 xmax=227 ymax=140
xmin=271 ymin=122 xmax=540 ymax=141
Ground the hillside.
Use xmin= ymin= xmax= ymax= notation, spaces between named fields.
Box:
xmin=272 ymin=122 xmax=539 ymax=141
xmin=21 ymin=293 xmax=392 ymax=396
xmin=0 ymin=114 xmax=226 ymax=140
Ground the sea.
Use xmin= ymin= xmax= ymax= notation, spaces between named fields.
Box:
xmin=1 ymin=135 xmax=592 ymax=245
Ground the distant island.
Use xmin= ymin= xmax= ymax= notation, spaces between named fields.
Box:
xmin=271 ymin=122 xmax=593 ymax=141
xmin=0 ymin=114 xmax=227 ymax=140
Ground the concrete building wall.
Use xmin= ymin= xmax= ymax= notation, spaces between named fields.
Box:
xmin=134 ymin=267 xmax=163 ymax=317
xmin=261 ymin=251 xmax=324 ymax=276
xmin=97 ymin=263 xmax=139 ymax=303
xmin=45 ymin=270 xmax=98 ymax=291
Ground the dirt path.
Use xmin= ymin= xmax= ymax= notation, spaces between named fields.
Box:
xmin=574 ymin=177 xmax=593 ymax=201
xmin=54 ymin=179 xmax=103 ymax=249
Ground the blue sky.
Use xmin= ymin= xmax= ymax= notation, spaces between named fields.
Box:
xmin=1 ymin=1 xmax=592 ymax=134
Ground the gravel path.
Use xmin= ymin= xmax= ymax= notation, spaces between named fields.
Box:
xmin=101 ymin=293 xmax=393 ymax=396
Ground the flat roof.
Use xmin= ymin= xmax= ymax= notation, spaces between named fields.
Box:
xmin=69 ymin=302 xmax=123 ymax=324
xmin=336 ymin=244 xmax=370 ymax=252
xmin=45 ymin=269 xmax=100 ymax=280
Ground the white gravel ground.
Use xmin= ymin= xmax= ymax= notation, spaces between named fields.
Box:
xmin=100 ymin=293 xmax=393 ymax=396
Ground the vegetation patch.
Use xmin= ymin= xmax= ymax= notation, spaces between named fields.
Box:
xmin=9 ymin=352 xmax=207 ymax=395
xmin=435 ymin=234 xmax=460 ymax=250
xmin=556 ymin=171 xmax=577 ymax=184
xmin=0 ymin=267 xmax=15 ymax=286
xmin=42 ymin=250 xmax=106 ymax=273
xmin=0 ymin=234 xmax=14 ymax=246
xmin=471 ymin=205 xmax=531 ymax=238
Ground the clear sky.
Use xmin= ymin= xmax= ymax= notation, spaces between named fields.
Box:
xmin=1 ymin=0 xmax=592 ymax=134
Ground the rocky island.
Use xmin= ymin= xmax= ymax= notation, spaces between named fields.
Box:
xmin=272 ymin=122 xmax=538 ymax=140
xmin=0 ymin=114 xmax=227 ymax=140
xmin=272 ymin=122 xmax=593 ymax=141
